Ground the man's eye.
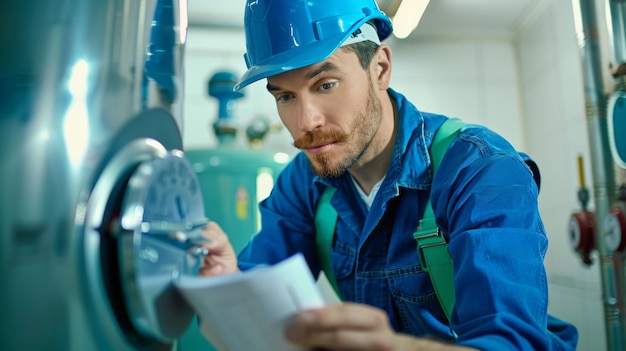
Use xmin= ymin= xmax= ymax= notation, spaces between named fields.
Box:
xmin=276 ymin=94 xmax=292 ymax=103
xmin=320 ymin=82 xmax=336 ymax=91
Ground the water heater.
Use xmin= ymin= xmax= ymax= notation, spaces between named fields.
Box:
xmin=0 ymin=1 xmax=205 ymax=350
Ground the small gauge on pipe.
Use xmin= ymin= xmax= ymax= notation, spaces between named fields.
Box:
xmin=603 ymin=207 xmax=626 ymax=252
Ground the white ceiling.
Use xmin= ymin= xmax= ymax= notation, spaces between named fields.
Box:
xmin=187 ymin=0 xmax=548 ymax=40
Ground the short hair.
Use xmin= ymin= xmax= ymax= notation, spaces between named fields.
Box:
xmin=341 ymin=40 xmax=380 ymax=70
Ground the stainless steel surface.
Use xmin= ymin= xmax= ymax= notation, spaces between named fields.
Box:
xmin=0 ymin=0 xmax=192 ymax=350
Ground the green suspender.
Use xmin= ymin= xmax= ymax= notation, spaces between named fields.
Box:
xmin=314 ymin=118 xmax=466 ymax=322
xmin=413 ymin=117 xmax=466 ymax=321
xmin=314 ymin=186 xmax=341 ymax=299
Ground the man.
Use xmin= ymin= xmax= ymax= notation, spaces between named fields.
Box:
xmin=200 ymin=0 xmax=579 ymax=350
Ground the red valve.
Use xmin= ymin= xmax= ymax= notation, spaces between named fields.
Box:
xmin=569 ymin=211 xmax=596 ymax=265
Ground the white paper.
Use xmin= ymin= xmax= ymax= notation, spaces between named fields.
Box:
xmin=315 ymin=271 xmax=342 ymax=305
xmin=174 ymin=253 xmax=329 ymax=351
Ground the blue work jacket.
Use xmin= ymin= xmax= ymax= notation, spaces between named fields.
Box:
xmin=238 ymin=88 xmax=578 ymax=350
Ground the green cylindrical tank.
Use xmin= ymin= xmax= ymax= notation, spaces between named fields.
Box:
xmin=177 ymin=70 xmax=291 ymax=351
xmin=185 ymin=146 xmax=289 ymax=252
xmin=177 ymin=146 xmax=288 ymax=351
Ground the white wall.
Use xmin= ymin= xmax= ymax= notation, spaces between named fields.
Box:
xmin=182 ymin=2 xmax=614 ymax=347
xmin=389 ymin=37 xmax=526 ymax=150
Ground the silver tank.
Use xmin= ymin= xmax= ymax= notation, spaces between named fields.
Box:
xmin=0 ymin=1 xmax=203 ymax=350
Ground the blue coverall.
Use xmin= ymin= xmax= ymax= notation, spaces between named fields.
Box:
xmin=238 ymin=88 xmax=578 ymax=350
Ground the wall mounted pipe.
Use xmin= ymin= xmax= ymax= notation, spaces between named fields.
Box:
xmin=574 ymin=0 xmax=625 ymax=349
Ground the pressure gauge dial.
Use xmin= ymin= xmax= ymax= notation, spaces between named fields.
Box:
xmin=603 ymin=208 xmax=626 ymax=252
xmin=118 ymin=149 xmax=207 ymax=341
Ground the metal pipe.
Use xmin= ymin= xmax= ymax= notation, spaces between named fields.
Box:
xmin=574 ymin=0 xmax=625 ymax=349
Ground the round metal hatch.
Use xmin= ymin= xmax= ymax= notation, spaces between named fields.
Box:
xmin=82 ymin=137 xmax=205 ymax=349
xmin=117 ymin=148 xmax=207 ymax=342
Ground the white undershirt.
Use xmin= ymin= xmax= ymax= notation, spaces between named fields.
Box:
xmin=351 ymin=175 xmax=386 ymax=211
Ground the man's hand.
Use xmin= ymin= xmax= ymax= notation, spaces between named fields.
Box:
xmin=198 ymin=221 xmax=239 ymax=276
xmin=285 ymin=303 xmax=477 ymax=351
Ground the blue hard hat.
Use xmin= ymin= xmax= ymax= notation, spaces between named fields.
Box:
xmin=234 ymin=0 xmax=393 ymax=91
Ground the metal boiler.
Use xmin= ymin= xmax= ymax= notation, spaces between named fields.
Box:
xmin=0 ymin=1 xmax=207 ymax=350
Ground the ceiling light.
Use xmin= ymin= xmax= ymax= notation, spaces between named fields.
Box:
xmin=391 ymin=0 xmax=430 ymax=39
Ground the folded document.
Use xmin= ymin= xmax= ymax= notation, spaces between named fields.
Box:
xmin=174 ymin=253 xmax=332 ymax=351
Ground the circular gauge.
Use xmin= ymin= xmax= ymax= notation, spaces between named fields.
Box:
xmin=568 ymin=212 xmax=595 ymax=265
xmin=568 ymin=215 xmax=582 ymax=249
xmin=123 ymin=150 xmax=203 ymax=227
xmin=118 ymin=149 xmax=207 ymax=342
xmin=603 ymin=208 xmax=626 ymax=252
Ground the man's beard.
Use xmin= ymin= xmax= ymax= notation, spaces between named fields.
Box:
xmin=293 ymin=83 xmax=382 ymax=178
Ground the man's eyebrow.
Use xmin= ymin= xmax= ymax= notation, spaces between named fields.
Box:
xmin=266 ymin=82 xmax=280 ymax=92
xmin=307 ymin=62 xmax=340 ymax=80
xmin=266 ymin=62 xmax=341 ymax=93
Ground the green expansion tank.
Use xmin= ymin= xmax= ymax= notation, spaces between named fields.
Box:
xmin=177 ymin=70 xmax=291 ymax=351
xmin=185 ymin=145 xmax=289 ymax=253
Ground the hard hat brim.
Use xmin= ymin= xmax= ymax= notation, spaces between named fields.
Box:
xmin=234 ymin=16 xmax=392 ymax=92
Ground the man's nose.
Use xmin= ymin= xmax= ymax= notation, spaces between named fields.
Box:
xmin=296 ymin=96 xmax=324 ymax=132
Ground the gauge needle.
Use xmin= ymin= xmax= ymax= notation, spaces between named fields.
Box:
xmin=141 ymin=218 xmax=209 ymax=234
xmin=140 ymin=218 xmax=211 ymax=256
xmin=175 ymin=195 xmax=186 ymax=218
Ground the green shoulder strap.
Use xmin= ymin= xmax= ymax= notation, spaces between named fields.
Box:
xmin=315 ymin=118 xmax=466 ymax=322
xmin=413 ymin=117 xmax=466 ymax=322
xmin=314 ymin=186 xmax=342 ymax=299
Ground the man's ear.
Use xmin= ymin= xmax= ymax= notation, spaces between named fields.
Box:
xmin=372 ymin=44 xmax=392 ymax=90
